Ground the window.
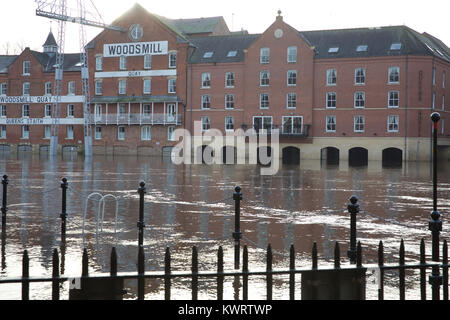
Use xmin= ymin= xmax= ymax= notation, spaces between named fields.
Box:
xmin=287 ymin=70 xmax=297 ymax=86
xmin=225 ymin=72 xmax=235 ymax=87
xmin=225 ymin=94 xmax=234 ymax=109
xmin=95 ymin=80 xmax=102 ymax=95
xmin=202 ymin=73 xmax=211 ymax=88
xmin=326 ymin=92 xmax=336 ymax=108
xmin=356 ymin=45 xmax=368 ymax=52
xmin=144 ymin=54 xmax=152 ymax=69
xmin=0 ymin=105 xmax=6 ymax=117
xmin=443 ymin=71 xmax=446 ymax=88
xmin=388 ymin=67 xmax=400 ymax=83
xmin=227 ymin=50 xmax=237 ymax=57
xmin=287 ymin=46 xmax=297 ymax=63
xmin=326 ymin=115 xmax=336 ymax=132
xmin=119 ymin=56 xmax=127 ymax=70
xmin=388 ymin=91 xmax=399 ymax=108
xmin=201 ymin=95 xmax=211 ymax=109
xmin=432 ymin=92 xmax=436 ymax=109
xmin=169 ymin=52 xmax=177 ymax=68
xmin=143 ymin=79 xmax=151 ymax=94
xmin=95 ymin=55 xmax=103 ymax=71
xmin=142 ymin=104 xmax=151 ymax=117
xmin=67 ymin=104 xmax=74 ymax=117
xmin=327 ymin=69 xmax=337 ymax=85
xmin=0 ymin=126 xmax=5 ymax=139
xmin=23 ymin=82 xmax=30 ymax=96
xmin=22 ymin=125 xmax=30 ymax=139
xmin=45 ymin=104 xmax=51 ymax=117
xmin=118 ymin=79 xmax=126 ymax=95
xmin=253 ymin=116 xmax=272 ymax=132
xmin=390 ymin=43 xmax=402 ymax=50
xmin=117 ymin=126 xmax=125 ymax=140
xmin=354 ymin=116 xmax=365 ymax=132
xmin=287 ymin=93 xmax=296 ymax=109
xmin=354 ymin=92 xmax=365 ymax=108
xmin=260 ymin=71 xmax=270 ymax=86
xmin=225 ymin=116 xmax=234 ymax=131
xmin=388 ymin=115 xmax=399 ymax=132
xmin=45 ymin=82 xmax=52 ymax=95
xmin=44 ymin=125 xmax=51 ymax=139
xmin=118 ymin=103 xmax=127 ymax=116
xmin=201 ymin=116 xmax=210 ymax=132
xmin=260 ymin=48 xmax=270 ymax=64
xmin=95 ymin=126 xmax=102 ymax=140
xmin=328 ymin=47 xmax=339 ymax=54
xmin=0 ymin=83 xmax=6 ymax=95
xmin=23 ymin=61 xmax=30 ymax=75
xmin=168 ymin=79 xmax=176 ymax=93
xmin=68 ymin=81 xmax=75 ymax=95
xmin=259 ymin=93 xmax=269 ymax=109
xmin=355 ymin=68 xmax=365 ymax=85
xmin=168 ymin=126 xmax=176 ymax=141
xmin=22 ymin=104 xmax=30 ymax=117
xmin=282 ymin=116 xmax=303 ymax=134
xmin=203 ymin=52 xmax=213 ymax=58
xmin=432 ymin=67 xmax=436 ymax=86
xmin=66 ymin=125 xmax=74 ymax=139
xmin=442 ymin=95 xmax=445 ymax=111
xmin=141 ymin=126 xmax=151 ymax=140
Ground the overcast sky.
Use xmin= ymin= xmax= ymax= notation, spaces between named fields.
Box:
xmin=1 ymin=0 xmax=449 ymax=54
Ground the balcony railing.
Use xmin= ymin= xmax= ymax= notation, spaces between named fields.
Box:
xmin=92 ymin=113 xmax=181 ymax=126
xmin=242 ymin=124 xmax=310 ymax=138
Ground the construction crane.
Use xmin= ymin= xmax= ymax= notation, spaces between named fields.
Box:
xmin=35 ymin=0 xmax=125 ymax=157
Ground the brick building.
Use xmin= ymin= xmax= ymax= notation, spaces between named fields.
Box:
xmin=0 ymin=3 xmax=449 ymax=164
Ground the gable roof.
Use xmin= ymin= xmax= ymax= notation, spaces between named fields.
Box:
xmin=0 ymin=55 xmax=18 ymax=73
xmin=30 ymin=51 xmax=81 ymax=72
xmin=161 ymin=16 xmax=229 ymax=36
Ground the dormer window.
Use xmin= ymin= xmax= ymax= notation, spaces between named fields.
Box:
xmin=227 ymin=50 xmax=237 ymax=57
xmin=328 ymin=47 xmax=339 ymax=54
xmin=356 ymin=45 xmax=368 ymax=52
xmin=203 ymin=52 xmax=214 ymax=58
xmin=390 ymin=43 xmax=402 ymax=50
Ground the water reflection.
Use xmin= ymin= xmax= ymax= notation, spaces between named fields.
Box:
xmin=0 ymin=153 xmax=448 ymax=299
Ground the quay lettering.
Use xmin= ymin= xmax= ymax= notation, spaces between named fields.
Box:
xmin=5 ymin=118 xmax=44 ymax=125
xmin=0 ymin=96 xmax=83 ymax=104
xmin=171 ymin=121 xmax=280 ymax=175
xmin=103 ymin=41 xmax=168 ymax=57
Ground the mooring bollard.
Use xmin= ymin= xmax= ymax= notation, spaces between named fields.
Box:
xmin=60 ymin=178 xmax=68 ymax=240
xmin=233 ymin=186 xmax=242 ymax=270
xmin=429 ymin=112 xmax=442 ymax=300
xmin=1 ymin=175 xmax=8 ymax=227
xmin=137 ymin=181 xmax=146 ymax=247
xmin=347 ymin=195 xmax=359 ymax=264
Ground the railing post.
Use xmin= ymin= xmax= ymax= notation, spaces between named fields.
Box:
xmin=137 ymin=245 xmax=145 ymax=300
xmin=1 ymin=175 xmax=8 ymax=227
xmin=233 ymin=186 xmax=242 ymax=270
xmin=429 ymin=112 xmax=442 ymax=300
xmin=347 ymin=195 xmax=359 ymax=264
xmin=60 ymin=178 xmax=68 ymax=240
xmin=164 ymin=247 xmax=171 ymax=301
xmin=52 ymin=248 xmax=60 ymax=300
xmin=137 ymin=181 xmax=146 ymax=247
xmin=22 ymin=250 xmax=29 ymax=300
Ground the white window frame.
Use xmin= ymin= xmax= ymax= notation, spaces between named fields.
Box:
xmin=68 ymin=81 xmax=75 ymax=95
xmin=141 ymin=126 xmax=151 ymax=141
xmin=119 ymin=55 xmax=127 ymax=70
xmin=95 ymin=55 xmax=103 ymax=71
xmin=23 ymin=82 xmax=30 ymax=96
xmin=354 ymin=116 xmax=365 ymax=133
xmin=118 ymin=79 xmax=127 ymax=95
xmin=225 ymin=94 xmax=234 ymax=109
xmin=354 ymin=92 xmax=365 ymax=108
xmin=66 ymin=125 xmax=74 ymax=139
xmin=432 ymin=92 xmax=436 ymax=109
xmin=142 ymin=104 xmax=151 ymax=117
xmin=260 ymin=70 xmax=270 ymax=87
xmin=23 ymin=61 xmax=30 ymax=75
xmin=259 ymin=93 xmax=269 ymax=109
xmin=118 ymin=103 xmax=127 ymax=117
xmin=0 ymin=83 xmax=6 ymax=95
xmin=168 ymin=126 xmax=176 ymax=141
xmin=282 ymin=116 xmax=303 ymax=134
xmin=201 ymin=116 xmax=210 ymax=132
xmin=432 ymin=67 xmax=436 ymax=86
xmin=95 ymin=80 xmax=102 ymax=95
xmin=287 ymin=70 xmax=297 ymax=86
xmin=260 ymin=48 xmax=270 ymax=64
xmin=225 ymin=116 xmax=234 ymax=131
xmin=143 ymin=79 xmax=151 ymax=94
xmin=202 ymin=73 xmax=211 ymax=88
xmin=22 ymin=104 xmax=30 ymax=118
xmin=326 ymin=69 xmax=337 ymax=86
xmin=388 ymin=91 xmax=399 ymax=108
xmin=45 ymin=82 xmax=52 ymax=95
xmin=169 ymin=51 xmax=177 ymax=68
xmin=0 ymin=125 xmax=5 ymax=139
xmin=94 ymin=126 xmax=102 ymax=140
xmin=387 ymin=115 xmax=399 ymax=132
xmin=117 ymin=126 xmax=125 ymax=140
xmin=144 ymin=54 xmax=152 ymax=69
xmin=326 ymin=115 xmax=336 ymax=132
xmin=326 ymin=92 xmax=336 ymax=109
xmin=168 ymin=79 xmax=176 ymax=93
xmin=201 ymin=95 xmax=211 ymax=110
xmin=44 ymin=125 xmax=51 ymax=139
xmin=45 ymin=104 xmax=52 ymax=117
xmin=0 ymin=105 xmax=6 ymax=118
xmin=287 ymin=93 xmax=296 ymax=109
xmin=94 ymin=104 xmax=102 ymax=120
xmin=252 ymin=116 xmax=273 ymax=132
xmin=443 ymin=71 xmax=446 ymax=88
xmin=67 ymin=104 xmax=74 ymax=117
xmin=287 ymin=46 xmax=297 ymax=63
xmin=442 ymin=95 xmax=445 ymax=111
xmin=22 ymin=125 xmax=30 ymax=139
xmin=388 ymin=66 xmax=400 ymax=84
xmin=355 ymin=68 xmax=365 ymax=85
xmin=225 ymin=72 xmax=235 ymax=88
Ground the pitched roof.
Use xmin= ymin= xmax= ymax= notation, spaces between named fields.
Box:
xmin=30 ymin=51 xmax=82 ymax=72
xmin=0 ymin=55 xmax=18 ymax=73
xmin=43 ymin=31 xmax=57 ymax=47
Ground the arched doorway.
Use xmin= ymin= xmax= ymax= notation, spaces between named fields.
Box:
xmin=257 ymin=146 xmax=272 ymax=165
xmin=349 ymin=147 xmax=368 ymax=167
xmin=282 ymin=146 xmax=300 ymax=165
xmin=321 ymin=147 xmax=340 ymax=165
xmin=222 ymin=146 xmax=236 ymax=164
xmin=382 ymin=148 xmax=402 ymax=167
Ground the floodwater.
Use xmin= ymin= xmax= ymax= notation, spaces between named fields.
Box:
xmin=0 ymin=152 xmax=449 ymax=300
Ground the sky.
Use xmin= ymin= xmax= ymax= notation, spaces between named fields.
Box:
xmin=1 ymin=0 xmax=449 ymax=54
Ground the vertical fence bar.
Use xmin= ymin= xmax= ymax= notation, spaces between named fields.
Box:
xmin=266 ymin=244 xmax=272 ymax=301
xmin=356 ymin=241 xmax=362 ymax=268
xmin=137 ymin=181 xmax=146 ymax=248
xmin=443 ymin=240 xmax=448 ymax=300
xmin=137 ymin=245 xmax=145 ymax=300
xmin=110 ymin=247 xmax=117 ymax=276
xmin=1 ymin=175 xmax=8 ymax=227
xmin=378 ymin=241 xmax=384 ymax=300
xmin=52 ymin=248 xmax=60 ymax=300
xmin=22 ymin=250 xmax=29 ymax=300
xmin=233 ymin=186 xmax=242 ymax=270
xmin=217 ymin=246 xmax=224 ymax=300
xmin=82 ymin=248 xmax=88 ymax=277
xmin=334 ymin=242 xmax=340 ymax=269
xmin=289 ymin=244 xmax=295 ymax=300
xmin=165 ymin=247 xmax=171 ymax=301
xmin=242 ymin=245 xmax=248 ymax=301
xmin=429 ymin=112 xmax=442 ymax=300
xmin=60 ymin=178 xmax=68 ymax=240
xmin=399 ymin=239 xmax=405 ymax=300
xmin=347 ymin=196 xmax=359 ymax=264
xmin=420 ymin=238 xmax=426 ymax=300
xmin=312 ymin=242 xmax=318 ymax=270
xmin=192 ymin=246 xmax=198 ymax=300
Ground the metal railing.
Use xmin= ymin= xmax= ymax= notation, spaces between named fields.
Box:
xmin=92 ymin=113 xmax=181 ymax=126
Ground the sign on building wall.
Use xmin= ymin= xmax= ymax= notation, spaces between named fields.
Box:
xmin=103 ymin=41 xmax=168 ymax=57
xmin=0 ymin=96 xmax=84 ymax=104
xmin=0 ymin=118 xmax=84 ymax=125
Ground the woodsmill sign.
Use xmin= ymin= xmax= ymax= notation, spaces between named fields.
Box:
xmin=103 ymin=41 xmax=168 ymax=57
